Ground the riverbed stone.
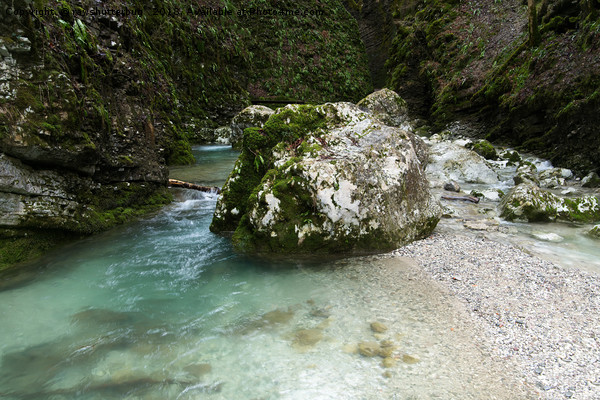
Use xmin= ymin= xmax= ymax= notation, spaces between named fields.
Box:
xmin=500 ymin=182 xmax=600 ymax=223
xmin=443 ymin=181 xmax=461 ymax=192
xmin=229 ymin=105 xmax=275 ymax=149
xmin=292 ymin=328 xmax=323 ymax=348
xmin=588 ymin=225 xmax=600 ymax=239
xmin=213 ymin=98 xmax=441 ymax=254
xmin=358 ymin=341 xmax=381 ymax=357
xmin=370 ymin=321 xmax=388 ymax=333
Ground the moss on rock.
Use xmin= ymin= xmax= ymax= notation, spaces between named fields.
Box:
xmin=213 ymin=97 xmax=441 ymax=254
xmin=500 ymin=182 xmax=600 ymax=223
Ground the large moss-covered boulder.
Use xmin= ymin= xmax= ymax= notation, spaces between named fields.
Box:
xmin=211 ymin=99 xmax=441 ymax=254
xmin=500 ymin=182 xmax=600 ymax=223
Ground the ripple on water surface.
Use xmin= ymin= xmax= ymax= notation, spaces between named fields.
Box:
xmin=0 ymin=146 xmax=532 ymax=399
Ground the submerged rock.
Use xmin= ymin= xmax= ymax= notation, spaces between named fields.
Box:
xmin=184 ymin=363 xmax=212 ymax=377
xmin=229 ymin=105 xmax=275 ymax=149
xmin=358 ymin=341 xmax=381 ymax=357
xmin=532 ymin=232 xmax=564 ymax=242
xmin=500 ymin=182 xmax=600 ymax=223
xmin=401 ymin=354 xmax=420 ymax=364
xmin=212 ymin=97 xmax=441 ymax=254
xmin=292 ymin=328 xmax=323 ymax=348
xmin=382 ymin=357 xmax=397 ymax=368
xmin=262 ymin=308 xmax=294 ymax=324
xmin=370 ymin=321 xmax=388 ymax=333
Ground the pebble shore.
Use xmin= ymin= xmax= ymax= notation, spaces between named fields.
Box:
xmin=392 ymin=232 xmax=600 ymax=400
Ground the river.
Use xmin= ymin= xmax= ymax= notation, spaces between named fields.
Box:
xmin=0 ymin=144 xmax=590 ymax=399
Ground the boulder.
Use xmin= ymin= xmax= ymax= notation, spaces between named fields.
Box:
xmin=426 ymin=141 xmax=500 ymax=185
xmin=356 ymin=88 xmax=408 ymax=127
xmin=581 ymin=172 xmax=600 ymax=188
xmin=229 ymin=105 xmax=275 ymax=149
xmin=589 ymin=225 xmax=600 ymax=239
xmin=513 ymin=162 xmax=539 ymax=186
xmin=501 ymin=150 xmax=522 ymax=165
xmin=538 ymin=167 xmax=572 ymax=188
xmin=469 ymin=140 xmax=498 ymax=160
xmin=211 ymin=99 xmax=441 ymax=254
xmin=500 ymin=182 xmax=600 ymax=223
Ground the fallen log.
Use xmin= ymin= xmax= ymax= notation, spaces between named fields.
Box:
xmin=441 ymin=195 xmax=480 ymax=204
xmin=168 ymin=179 xmax=221 ymax=194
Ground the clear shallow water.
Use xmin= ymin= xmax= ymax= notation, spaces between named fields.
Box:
xmin=0 ymin=146 xmax=528 ymax=399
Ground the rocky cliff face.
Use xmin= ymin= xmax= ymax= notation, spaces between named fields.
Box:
xmin=342 ymin=0 xmax=397 ymax=88
xmin=0 ymin=0 xmax=373 ymax=269
xmin=385 ymin=0 xmax=600 ymax=173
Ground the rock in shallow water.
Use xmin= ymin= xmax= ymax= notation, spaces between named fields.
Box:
xmin=358 ymin=341 xmax=381 ymax=357
xmin=500 ymin=182 xmax=600 ymax=223
xmin=581 ymin=172 xmax=600 ymax=188
xmin=370 ymin=321 xmax=388 ymax=333
xmin=211 ymin=93 xmax=441 ymax=254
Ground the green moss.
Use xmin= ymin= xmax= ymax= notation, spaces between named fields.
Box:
xmin=77 ymin=184 xmax=172 ymax=234
xmin=0 ymin=229 xmax=74 ymax=273
xmin=262 ymin=105 xmax=328 ymax=143
xmin=166 ymin=139 xmax=195 ymax=165
xmin=471 ymin=140 xmax=498 ymax=160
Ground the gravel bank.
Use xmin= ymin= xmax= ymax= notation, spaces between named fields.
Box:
xmin=392 ymin=232 xmax=600 ymax=400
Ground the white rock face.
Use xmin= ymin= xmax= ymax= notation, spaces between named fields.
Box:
xmin=220 ymin=99 xmax=442 ymax=253
xmin=229 ymin=105 xmax=275 ymax=148
xmin=426 ymin=141 xmax=500 ymax=186
xmin=0 ymin=154 xmax=88 ymax=228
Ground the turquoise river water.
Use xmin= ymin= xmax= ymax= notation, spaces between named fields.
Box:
xmin=0 ymin=146 xmax=534 ymax=399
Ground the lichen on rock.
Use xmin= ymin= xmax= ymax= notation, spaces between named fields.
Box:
xmin=211 ymin=94 xmax=441 ymax=254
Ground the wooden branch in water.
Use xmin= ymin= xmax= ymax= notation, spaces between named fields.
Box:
xmin=441 ymin=195 xmax=480 ymax=204
xmin=168 ymin=179 xmax=221 ymax=194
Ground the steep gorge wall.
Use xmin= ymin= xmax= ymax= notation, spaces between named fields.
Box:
xmin=0 ymin=0 xmax=372 ymax=270
xmin=342 ymin=0 xmax=397 ymax=88
xmin=385 ymin=0 xmax=600 ymax=173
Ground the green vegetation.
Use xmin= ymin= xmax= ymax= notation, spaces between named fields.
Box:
xmin=0 ymin=229 xmax=74 ymax=273
xmin=385 ymin=0 xmax=600 ymax=172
